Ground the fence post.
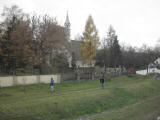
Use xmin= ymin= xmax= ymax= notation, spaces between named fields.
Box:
xmin=13 ymin=75 xmax=17 ymax=86
xmin=57 ymin=75 xmax=61 ymax=83
xmin=37 ymin=75 xmax=40 ymax=84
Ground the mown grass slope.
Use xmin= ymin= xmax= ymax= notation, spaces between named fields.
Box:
xmin=0 ymin=75 xmax=160 ymax=120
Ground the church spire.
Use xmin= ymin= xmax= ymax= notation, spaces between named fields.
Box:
xmin=64 ymin=11 xmax=71 ymax=42
xmin=65 ymin=11 xmax=70 ymax=26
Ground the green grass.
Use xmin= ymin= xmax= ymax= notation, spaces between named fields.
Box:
xmin=0 ymin=75 xmax=160 ymax=120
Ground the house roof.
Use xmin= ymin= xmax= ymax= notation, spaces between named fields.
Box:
xmin=154 ymin=58 xmax=160 ymax=64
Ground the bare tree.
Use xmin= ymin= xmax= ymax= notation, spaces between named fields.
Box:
xmin=10 ymin=18 xmax=34 ymax=68
xmin=31 ymin=15 xmax=67 ymax=73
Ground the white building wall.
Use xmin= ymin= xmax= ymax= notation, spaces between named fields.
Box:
xmin=76 ymin=60 xmax=95 ymax=68
xmin=136 ymin=68 xmax=160 ymax=75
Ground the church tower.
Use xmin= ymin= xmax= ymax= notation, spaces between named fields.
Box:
xmin=64 ymin=12 xmax=71 ymax=42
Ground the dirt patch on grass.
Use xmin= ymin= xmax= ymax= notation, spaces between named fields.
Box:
xmin=0 ymin=93 xmax=12 ymax=97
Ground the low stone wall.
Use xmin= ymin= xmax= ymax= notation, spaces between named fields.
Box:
xmin=61 ymin=72 xmax=77 ymax=82
xmin=0 ymin=74 xmax=61 ymax=87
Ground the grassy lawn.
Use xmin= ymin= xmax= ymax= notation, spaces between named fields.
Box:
xmin=0 ymin=75 xmax=160 ymax=120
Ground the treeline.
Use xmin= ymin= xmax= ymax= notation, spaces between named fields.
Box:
xmin=0 ymin=5 xmax=159 ymax=75
xmin=0 ymin=5 xmax=68 ymax=75
xmin=96 ymin=26 xmax=160 ymax=70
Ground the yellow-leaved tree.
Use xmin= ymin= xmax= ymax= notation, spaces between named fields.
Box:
xmin=81 ymin=15 xmax=99 ymax=66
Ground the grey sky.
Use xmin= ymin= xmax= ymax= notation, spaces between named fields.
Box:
xmin=0 ymin=0 xmax=160 ymax=47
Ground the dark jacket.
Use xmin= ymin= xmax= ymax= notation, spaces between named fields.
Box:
xmin=50 ymin=79 xmax=54 ymax=86
xmin=100 ymin=73 xmax=105 ymax=84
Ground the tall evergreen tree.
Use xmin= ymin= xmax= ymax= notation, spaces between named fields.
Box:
xmin=81 ymin=15 xmax=99 ymax=66
xmin=0 ymin=5 xmax=26 ymax=73
xmin=106 ymin=25 xmax=116 ymax=48
xmin=106 ymin=25 xmax=121 ymax=67
xmin=111 ymin=36 xmax=121 ymax=67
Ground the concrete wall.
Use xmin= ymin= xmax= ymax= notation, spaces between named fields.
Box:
xmin=61 ymin=72 xmax=77 ymax=82
xmin=0 ymin=74 xmax=61 ymax=87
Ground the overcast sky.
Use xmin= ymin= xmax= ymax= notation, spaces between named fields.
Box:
xmin=0 ymin=0 xmax=160 ymax=47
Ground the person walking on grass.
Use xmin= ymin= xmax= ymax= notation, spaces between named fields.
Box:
xmin=50 ymin=77 xmax=55 ymax=92
xmin=100 ymin=72 xmax=105 ymax=88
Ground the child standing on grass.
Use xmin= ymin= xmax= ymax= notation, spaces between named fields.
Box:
xmin=100 ymin=72 xmax=105 ymax=88
xmin=50 ymin=77 xmax=54 ymax=92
